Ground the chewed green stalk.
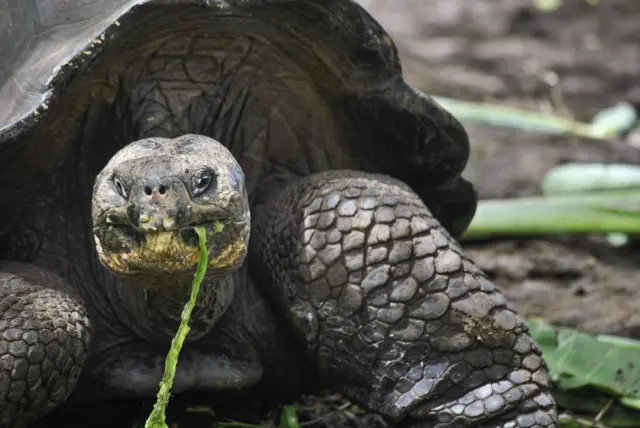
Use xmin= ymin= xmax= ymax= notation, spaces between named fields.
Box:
xmin=144 ymin=227 xmax=209 ymax=428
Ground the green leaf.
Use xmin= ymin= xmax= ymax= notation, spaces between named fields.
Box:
xmin=596 ymin=335 xmax=640 ymax=352
xmin=529 ymin=320 xmax=640 ymax=399
xmin=529 ymin=320 xmax=640 ymax=425
xmin=620 ymin=396 xmax=640 ymax=412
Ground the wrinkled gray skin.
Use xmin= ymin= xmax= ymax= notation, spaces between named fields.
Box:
xmin=0 ymin=0 xmax=558 ymax=427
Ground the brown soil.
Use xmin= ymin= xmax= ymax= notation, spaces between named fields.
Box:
xmin=373 ymin=0 xmax=640 ymax=339
xmin=32 ymin=1 xmax=640 ymax=427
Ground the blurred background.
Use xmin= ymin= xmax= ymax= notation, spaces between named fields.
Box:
xmin=355 ymin=4 xmax=640 ymax=425
xmin=361 ymin=0 xmax=640 ymax=337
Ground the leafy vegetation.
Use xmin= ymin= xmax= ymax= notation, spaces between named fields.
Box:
xmin=462 ymin=103 xmax=639 ymax=241
xmin=530 ymin=320 xmax=640 ymax=427
xmin=450 ymin=99 xmax=640 ymax=426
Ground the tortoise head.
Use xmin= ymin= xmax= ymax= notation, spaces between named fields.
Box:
xmin=91 ymin=134 xmax=250 ymax=282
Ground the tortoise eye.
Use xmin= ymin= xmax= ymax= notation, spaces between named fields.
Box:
xmin=192 ymin=171 xmax=215 ymax=196
xmin=113 ymin=176 xmax=128 ymax=198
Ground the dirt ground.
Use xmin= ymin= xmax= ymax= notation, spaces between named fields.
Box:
xmin=366 ymin=0 xmax=640 ymax=339
xmin=32 ymin=0 xmax=640 ymax=427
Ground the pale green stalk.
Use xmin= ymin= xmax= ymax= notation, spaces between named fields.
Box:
xmin=463 ymin=190 xmax=640 ymax=240
xmin=432 ymin=96 xmax=636 ymax=139
xmin=144 ymin=227 xmax=209 ymax=428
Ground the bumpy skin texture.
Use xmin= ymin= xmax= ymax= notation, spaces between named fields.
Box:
xmin=0 ymin=263 xmax=91 ymax=428
xmin=251 ymin=171 xmax=557 ymax=427
xmin=0 ymin=1 xmax=558 ymax=427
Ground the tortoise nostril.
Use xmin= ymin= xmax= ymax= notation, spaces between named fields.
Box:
xmin=158 ymin=185 xmax=167 ymax=195
xmin=144 ymin=186 xmax=152 ymax=196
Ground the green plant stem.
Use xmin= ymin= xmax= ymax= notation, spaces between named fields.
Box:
xmin=433 ymin=96 xmax=595 ymax=137
xmin=542 ymin=164 xmax=640 ymax=196
xmin=463 ymin=191 xmax=640 ymax=240
xmin=144 ymin=227 xmax=209 ymax=428
xmin=432 ymin=96 xmax=636 ymax=138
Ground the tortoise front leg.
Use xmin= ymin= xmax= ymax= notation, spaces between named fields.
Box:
xmin=0 ymin=262 xmax=91 ymax=428
xmin=250 ymin=171 xmax=558 ymax=427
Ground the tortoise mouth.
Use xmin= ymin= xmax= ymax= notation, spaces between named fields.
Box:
xmin=94 ymin=217 xmax=249 ymax=277
xmin=112 ymin=221 xmax=214 ymax=248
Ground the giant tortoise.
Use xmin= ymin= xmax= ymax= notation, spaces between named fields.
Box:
xmin=0 ymin=0 xmax=558 ymax=427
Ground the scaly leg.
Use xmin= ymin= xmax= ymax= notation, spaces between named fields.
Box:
xmin=250 ymin=171 xmax=558 ymax=427
xmin=0 ymin=262 xmax=91 ymax=428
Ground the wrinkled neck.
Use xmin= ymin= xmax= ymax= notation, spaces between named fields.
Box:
xmin=106 ymin=271 xmax=237 ymax=344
